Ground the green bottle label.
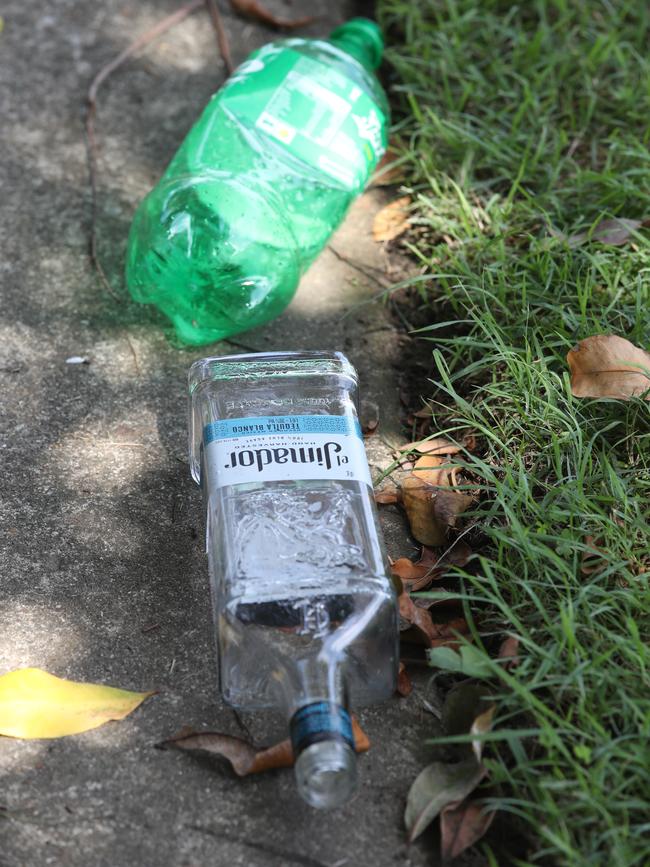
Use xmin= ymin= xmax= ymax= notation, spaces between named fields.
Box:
xmin=221 ymin=44 xmax=386 ymax=191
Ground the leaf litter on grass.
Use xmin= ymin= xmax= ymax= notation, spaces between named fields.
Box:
xmin=405 ymin=682 xmax=496 ymax=854
xmin=567 ymin=216 xmax=650 ymax=248
xmin=376 ymin=429 xmax=512 ymax=859
xmin=377 ymin=1 xmax=650 ymax=863
xmin=389 ymin=434 xmax=477 ymax=546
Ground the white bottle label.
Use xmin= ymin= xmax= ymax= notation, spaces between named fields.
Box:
xmin=204 ymin=414 xmax=372 ymax=488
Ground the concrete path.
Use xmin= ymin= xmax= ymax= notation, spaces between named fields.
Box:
xmin=0 ymin=2 xmax=444 ymax=865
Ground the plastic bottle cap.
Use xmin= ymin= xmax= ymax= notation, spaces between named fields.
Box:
xmin=329 ymin=17 xmax=384 ymax=70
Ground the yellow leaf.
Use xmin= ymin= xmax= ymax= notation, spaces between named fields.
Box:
xmin=0 ymin=668 xmax=155 ymax=739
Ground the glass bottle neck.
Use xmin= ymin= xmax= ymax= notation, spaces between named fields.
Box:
xmin=272 ymin=655 xmax=357 ymax=809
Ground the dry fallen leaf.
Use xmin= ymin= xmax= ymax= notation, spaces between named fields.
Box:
xmin=414 ymin=587 xmax=456 ymax=611
xmin=405 ymin=758 xmax=487 ymax=843
xmin=498 ymin=635 xmax=520 ymax=670
xmin=399 ymin=593 xmax=468 ymax=648
xmin=441 ymin=681 xmax=495 ymax=761
xmin=229 ymin=0 xmax=315 ymax=28
xmin=470 ymin=704 xmax=496 ymax=764
xmin=161 ymin=717 xmax=370 ymax=775
xmin=399 ymin=591 xmax=438 ymax=642
xmin=401 ymin=476 xmax=447 ymax=546
xmin=392 ymin=545 xmax=443 ymax=589
xmin=391 ymin=542 xmax=472 ymax=592
xmin=440 ymin=798 xmax=496 ymax=862
xmin=0 ymin=668 xmax=154 ymax=739
xmin=372 ymin=196 xmax=411 ymax=242
xmin=425 ymin=682 xmax=497 ymax=859
xmin=567 ymin=335 xmax=650 ymax=400
xmin=397 ymin=662 xmax=413 ymax=697
xmin=401 ymin=436 xmax=465 ymax=456
xmin=580 ymin=536 xmax=608 ymax=576
xmin=374 ymin=490 xmax=401 ymax=506
xmin=433 ymin=489 xmax=475 ymax=529
xmin=402 ymin=476 xmax=473 ymax=546
xmin=412 ymin=453 xmax=449 ymax=487
xmin=369 ymin=139 xmax=406 ymax=187
xmin=360 ymin=399 xmax=379 ymax=436
xmin=569 ymin=217 xmax=648 ymax=248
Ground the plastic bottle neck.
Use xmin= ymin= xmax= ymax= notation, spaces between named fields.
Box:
xmin=291 ymin=701 xmax=357 ymax=809
xmin=328 ymin=18 xmax=384 ymax=72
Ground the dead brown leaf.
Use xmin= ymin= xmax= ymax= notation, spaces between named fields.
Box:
xmin=399 ymin=592 xmax=468 ymax=647
xmin=429 ymin=617 xmax=470 ymax=649
xmin=391 ymin=557 xmax=430 ymax=588
xmin=372 ymin=196 xmax=411 ymax=242
xmin=433 ymin=489 xmax=475 ymax=529
xmin=414 ymin=588 xmax=455 ymax=611
xmin=569 ymin=217 xmax=649 ymax=248
xmin=369 ymin=148 xmax=406 ymax=187
xmin=402 ymin=437 xmax=465 ymax=456
xmin=392 ymin=546 xmax=441 ymax=589
xmin=401 ymin=473 xmax=474 ymax=546
xmin=160 ymin=717 xmax=369 ymax=775
xmin=405 ymin=758 xmax=487 ymax=843
xmin=435 ymin=541 xmax=473 ymax=572
xmin=229 ymin=0 xmax=315 ymax=28
xmin=581 ymin=535 xmax=608 ymax=576
xmin=374 ymin=487 xmax=401 ymax=505
xmin=391 ymin=542 xmax=472 ymax=592
xmin=397 ymin=662 xmax=413 ymax=697
xmin=412 ymin=453 xmax=449 ymax=486
xmin=498 ymin=635 xmax=520 ymax=670
xmin=406 ymin=683 xmax=497 ymax=856
xmin=399 ymin=591 xmax=438 ymax=643
xmin=360 ymin=399 xmax=379 ymax=435
xmin=567 ymin=335 xmax=650 ymax=400
xmin=401 ymin=476 xmax=447 ymax=546
xmin=470 ymin=704 xmax=496 ymax=764
xmin=440 ymin=798 xmax=496 ymax=862
xmin=442 ymin=682 xmax=495 ymax=756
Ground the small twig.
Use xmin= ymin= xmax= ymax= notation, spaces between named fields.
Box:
xmin=205 ymin=0 xmax=234 ymax=74
xmin=429 ymin=524 xmax=476 ymax=574
xmin=124 ymin=334 xmax=140 ymax=375
xmin=186 ymin=826 xmax=333 ymax=867
xmin=84 ymin=0 xmax=205 ymax=299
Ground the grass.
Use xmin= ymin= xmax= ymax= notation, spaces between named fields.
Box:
xmin=375 ymin=1 xmax=650 ymax=864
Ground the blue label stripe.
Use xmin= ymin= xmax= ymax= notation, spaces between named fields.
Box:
xmin=204 ymin=414 xmax=362 ymax=444
xmin=290 ymin=702 xmax=355 ymax=755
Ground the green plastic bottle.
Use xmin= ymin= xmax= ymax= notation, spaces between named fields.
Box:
xmin=125 ymin=18 xmax=389 ymax=345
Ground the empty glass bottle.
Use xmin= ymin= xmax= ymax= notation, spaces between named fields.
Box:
xmin=127 ymin=19 xmax=389 ymax=345
xmin=189 ymin=351 xmax=398 ymax=808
